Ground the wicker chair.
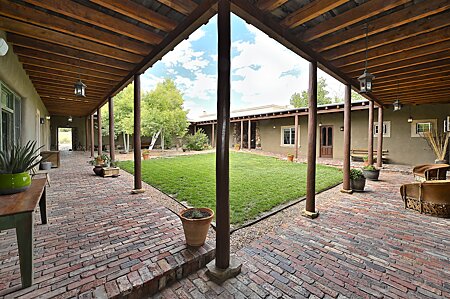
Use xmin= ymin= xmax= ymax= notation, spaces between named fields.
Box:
xmin=400 ymin=180 xmax=450 ymax=218
xmin=412 ymin=164 xmax=449 ymax=182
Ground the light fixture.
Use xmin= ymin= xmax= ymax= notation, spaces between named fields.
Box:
xmin=0 ymin=38 xmax=8 ymax=56
xmin=393 ymin=100 xmax=402 ymax=111
xmin=318 ymin=122 xmax=323 ymax=127
xmin=407 ymin=105 xmax=413 ymax=123
xmin=46 ymin=115 xmax=51 ymax=120
xmin=74 ymin=58 xmax=86 ymax=97
xmin=68 ymin=116 xmax=73 ymax=122
xmin=358 ymin=23 xmax=375 ymax=93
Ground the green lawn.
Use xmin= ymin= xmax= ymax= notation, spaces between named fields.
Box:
xmin=118 ymin=152 xmax=342 ymax=225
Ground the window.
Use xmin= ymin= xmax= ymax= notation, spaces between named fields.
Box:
xmin=410 ymin=119 xmax=436 ymax=137
xmin=373 ymin=121 xmax=391 ymax=138
xmin=281 ymin=125 xmax=300 ymax=146
xmin=0 ymin=82 xmax=21 ymax=151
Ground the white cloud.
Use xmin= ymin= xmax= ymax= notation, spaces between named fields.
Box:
xmin=174 ymin=73 xmax=216 ymax=101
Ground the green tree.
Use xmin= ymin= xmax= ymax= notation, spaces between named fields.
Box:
xmin=290 ymin=77 xmax=332 ymax=108
xmin=141 ymin=79 xmax=189 ymax=150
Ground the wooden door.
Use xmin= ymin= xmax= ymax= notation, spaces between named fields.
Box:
xmin=320 ymin=126 xmax=333 ymax=158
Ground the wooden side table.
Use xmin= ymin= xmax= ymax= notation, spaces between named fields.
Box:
xmin=0 ymin=178 xmax=47 ymax=288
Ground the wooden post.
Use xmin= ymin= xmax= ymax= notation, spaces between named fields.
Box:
xmin=368 ymin=101 xmax=374 ymax=165
xmin=303 ymin=60 xmax=319 ymax=219
xmin=85 ymin=117 xmax=88 ymax=152
xmin=109 ymin=97 xmax=115 ymax=162
xmin=97 ymin=108 xmax=102 ymax=156
xmin=294 ymin=114 xmax=299 ymax=159
xmin=133 ymin=74 xmax=143 ymax=193
xmin=377 ymin=106 xmax=384 ymax=168
xmin=248 ymin=120 xmax=251 ymax=150
xmin=212 ymin=123 xmax=215 ymax=148
xmin=342 ymin=84 xmax=352 ymax=193
xmin=90 ymin=115 xmax=94 ymax=157
xmin=240 ymin=120 xmax=243 ymax=148
xmin=216 ymin=0 xmax=231 ymax=271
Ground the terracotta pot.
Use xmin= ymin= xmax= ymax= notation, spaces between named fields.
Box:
xmin=142 ymin=153 xmax=150 ymax=160
xmin=234 ymin=144 xmax=241 ymax=151
xmin=362 ymin=169 xmax=380 ymax=181
xmin=179 ymin=208 xmax=214 ymax=247
xmin=350 ymin=177 xmax=366 ymax=192
xmin=287 ymin=155 xmax=294 ymax=162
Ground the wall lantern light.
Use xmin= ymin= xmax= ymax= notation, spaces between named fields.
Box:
xmin=393 ymin=100 xmax=402 ymax=112
xmin=358 ymin=24 xmax=375 ymax=93
xmin=340 ymin=126 xmax=344 ymax=131
xmin=46 ymin=115 xmax=51 ymax=120
xmin=0 ymin=38 xmax=8 ymax=56
xmin=407 ymin=116 xmax=413 ymax=123
xmin=68 ymin=116 xmax=73 ymax=122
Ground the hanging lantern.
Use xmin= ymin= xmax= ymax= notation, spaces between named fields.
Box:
xmin=407 ymin=116 xmax=413 ymax=123
xmin=358 ymin=70 xmax=375 ymax=93
xmin=68 ymin=116 xmax=73 ymax=122
xmin=393 ymin=100 xmax=402 ymax=111
xmin=74 ymin=79 xmax=86 ymax=97
xmin=0 ymin=38 xmax=9 ymax=56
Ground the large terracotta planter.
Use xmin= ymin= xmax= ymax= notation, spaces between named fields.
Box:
xmin=287 ymin=154 xmax=294 ymax=162
xmin=179 ymin=208 xmax=214 ymax=247
xmin=0 ymin=172 xmax=31 ymax=195
xmin=142 ymin=153 xmax=150 ymax=160
xmin=350 ymin=177 xmax=366 ymax=192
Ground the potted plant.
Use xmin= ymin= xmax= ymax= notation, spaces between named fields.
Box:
xmin=287 ymin=154 xmax=294 ymax=162
xmin=362 ymin=155 xmax=370 ymax=167
xmin=0 ymin=141 xmax=43 ymax=195
xmin=234 ymin=143 xmax=241 ymax=151
xmin=362 ymin=164 xmax=380 ymax=181
xmin=179 ymin=207 xmax=214 ymax=246
xmin=421 ymin=131 xmax=449 ymax=164
xmin=350 ymin=168 xmax=366 ymax=192
xmin=101 ymin=161 xmax=120 ymax=178
xmin=142 ymin=149 xmax=150 ymax=160
xmin=89 ymin=154 xmax=110 ymax=176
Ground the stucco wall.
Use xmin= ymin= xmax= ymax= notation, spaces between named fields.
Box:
xmin=0 ymin=31 xmax=50 ymax=149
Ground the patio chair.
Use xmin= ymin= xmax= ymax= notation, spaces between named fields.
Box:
xmin=412 ymin=164 xmax=449 ymax=182
xmin=400 ymin=180 xmax=450 ymax=218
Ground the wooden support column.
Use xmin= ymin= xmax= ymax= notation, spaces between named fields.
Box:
xmin=132 ymin=74 xmax=143 ymax=193
xmin=303 ymin=60 xmax=319 ymax=219
xmin=212 ymin=123 xmax=215 ymax=147
xmin=90 ymin=115 xmax=94 ymax=157
xmin=97 ymin=108 xmax=102 ymax=156
xmin=109 ymin=97 xmax=115 ymax=162
xmin=207 ymin=0 xmax=241 ymax=282
xmin=341 ymin=84 xmax=352 ymax=193
xmin=240 ymin=120 xmax=243 ymax=148
xmin=85 ymin=117 xmax=88 ymax=152
xmin=368 ymin=101 xmax=374 ymax=165
xmin=294 ymin=114 xmax=299 ymax=159
xmin=247 ymin=120 xmax=251 ymax=150
xmin=377 ymin=106 xmax=384 ymax=168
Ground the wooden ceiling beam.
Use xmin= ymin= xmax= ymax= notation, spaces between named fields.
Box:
xmin=35 ymin=85 xmax=106 ymax=98
xmin=24 ymin=67 xmax=118 ymax=85
xmin=346 ymin=51 xmax=450 ymax=77
xmin=334 ymin=27 xmax=450 ymax=68
xmin=378 ymin=95 xmax=450 ymax=104
xmin=38 ymin=91 xmax=104 ymax=101
xmin=20 ymin=57 xmax=123 ymax=81
xmin=257 ymin=0 xmax=289 ymax=12
xmin=157 ymin=0 xmax=198 ymax=15
xmin=28 ymin=75 xmax=113 ymax=89
xmin=0 ymin=17 xmax=143 ymax=63
xmin=281 ymin=0 xmax=347 ymax=29
xmin=9 ymin=34 xmax=134 ymax=71
xmin=90 ymin=0 xmax=177 ymax=32
xmin=375 ymin=85 xmax=450 ymax=97
xmin=376 ymin=72 xmax=450 ymax=88
xmin=311 ymin=0 xmax=450 ymax=52
xmin=374 ymin=77 xmax=450 ymax=92
xmin=31 ymin=80 xmax=109 ymax=93
xmin=23 ymin=0 xmax=164 ymax=45
xmin=369 ymin=59 xmax=450 ymax=79
xmin=14 ymin=47 xmax=128 ymax=77
xmin=301 ymin=0 xmax=409 ymax=42
xmin=323 ymin=11 xmax=450 ymax=61
xmin=0 ymin=0 xmax=153 ymax=55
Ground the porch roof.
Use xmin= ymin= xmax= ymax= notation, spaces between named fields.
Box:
xmin=1 ymin=0 xmax=449 ymax=116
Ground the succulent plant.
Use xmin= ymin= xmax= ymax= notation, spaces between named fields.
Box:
xmin=0 ymin=141 xmax=43 ymax=174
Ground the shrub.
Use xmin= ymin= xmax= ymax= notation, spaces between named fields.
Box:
xmin=350 ymin=168 xmax=364 ymax=180
xmin=184 ymin=129 xmax=209 ymax=151
xmin=362 ymin=164 xmax=377 ymax=171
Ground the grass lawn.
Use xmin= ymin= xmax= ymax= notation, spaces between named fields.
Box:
xmin=118 ymin=152 xmax=342 ymax=225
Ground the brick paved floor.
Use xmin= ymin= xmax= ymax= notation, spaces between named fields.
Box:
xmin=154 ymin=171 xmax=450 ymax=298
xmin=0 ymin=151 xmax=214 ymax=298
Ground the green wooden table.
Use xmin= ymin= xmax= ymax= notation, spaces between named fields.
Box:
xmin=0 ymin=178 xmax=47 ymax=288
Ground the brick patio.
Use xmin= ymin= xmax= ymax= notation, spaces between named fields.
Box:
xmin=0 ymin=152 xmax=215 ymax=298
xmin=153 ymin=171 xmax=450 ymax=298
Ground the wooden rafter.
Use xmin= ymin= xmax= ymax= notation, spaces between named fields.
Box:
xmin=24 ymin=67 xmax=118 ymax=85
xmin=257 ymin=0 xmax=288 ymax=12
xmin=28 ymin=75 xmax=114 ymax=89
xmin=157 ymin=0 xmax=198 ymax=15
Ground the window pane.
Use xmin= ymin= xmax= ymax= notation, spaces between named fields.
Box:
xmin=321 ymin=127 xmax=326 ymax=146
xmin=283 ymin=129 xmax=290 ymax=145
xmin=290 ymin=128 xmax=295 ymax=145
xmin=327 ymin=127 xmax=333 ymax=146
xmin=416 ymin=122 xmax=431 ymax=134
xmin=14 ymin=97 xmax=21 ymax=144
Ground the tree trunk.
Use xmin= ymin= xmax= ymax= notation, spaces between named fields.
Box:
xmin=161 ymin=132 xmax=165 ymax=151
xmin=149 ymin=129 xmax=161 ymax=150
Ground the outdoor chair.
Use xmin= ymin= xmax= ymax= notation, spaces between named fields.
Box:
xmin=400 ymin=180 xmax=450 ymax=218
xmin=412 ymin=164 xmax=449 ymax=182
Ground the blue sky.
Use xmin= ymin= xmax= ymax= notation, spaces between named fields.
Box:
xmin=142 ymin=14 xmax=344 ymax=119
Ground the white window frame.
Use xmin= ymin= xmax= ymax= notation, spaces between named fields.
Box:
xmin=411 ymin=119 xmax=437 ymax=138
xmin=373 ymin=121 xmax=391 ymax=138
xmin=280 ymin=125 xmax=300 ymax=147
xmin=0 ymin=81 xmax=21 ymax=151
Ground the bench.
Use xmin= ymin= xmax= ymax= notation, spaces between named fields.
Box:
xmin=350 ymin=149 xmax=389 ymax=162
xmin=413 ymin=164 xmax=449 ymax=182
xmin=40 ymin=150 xmax=60 ymax=168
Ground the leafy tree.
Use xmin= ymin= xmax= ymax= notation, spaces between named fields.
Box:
xmin=141 ymin=79 xmax=189 ymax=150
xmin=290 ymin=77 xmax=332 ymax=108
xmin=351 ymin=90 xmax=366 ymax=102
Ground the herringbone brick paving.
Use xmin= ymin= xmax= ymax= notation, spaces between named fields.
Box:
xmin=153 ymin=171 xmax=450 ymax=298
xmin=0 ymin=152 xmax=215 ymax=298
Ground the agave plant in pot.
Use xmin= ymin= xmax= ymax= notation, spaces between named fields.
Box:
xmin=179 ymin=207 xmax=214 ymax=247
xmin=0 ymin=141 xmax=43 ymax=195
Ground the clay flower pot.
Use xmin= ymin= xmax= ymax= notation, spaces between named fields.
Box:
xmin=179 ymin=208 xmax=214 ymax=247
xmin=287 ymin=154 xmax=294 ymax=162
xmin=234 ymin=144 xmax=241 ymax=151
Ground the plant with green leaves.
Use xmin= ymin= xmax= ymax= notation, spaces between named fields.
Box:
xmin=184 ymin=129 xmax=209 ymax=151
xmin=362 ymin=164 xmax=377 ymax=171
xmin=0 ymin=141 xmax=43 ymax=174
xmin=350 ymin=168 xmax=364 ymax=180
